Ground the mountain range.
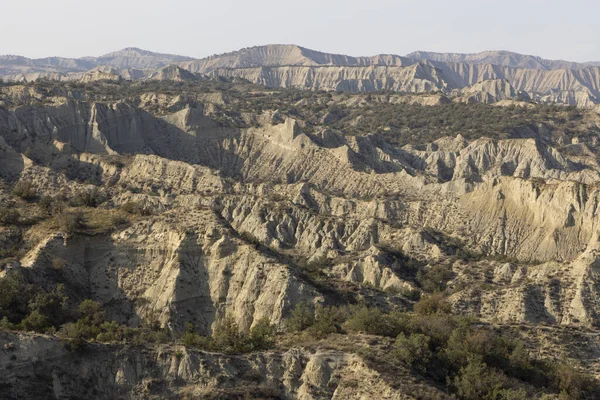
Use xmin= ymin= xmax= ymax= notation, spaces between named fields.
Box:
xmin=1 ymin=45 xmax=600 ymax=107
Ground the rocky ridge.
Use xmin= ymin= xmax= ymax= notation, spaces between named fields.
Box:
xmin=2 ymin=45 xmax=600 ymax=107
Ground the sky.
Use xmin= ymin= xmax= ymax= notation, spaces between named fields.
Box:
xmin=1 ymin=0 xmax=598 ymax=62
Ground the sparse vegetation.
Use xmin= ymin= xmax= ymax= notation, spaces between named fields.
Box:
xmin=0 ymin=207 xmax=20 ymax=226
xmin=56 ymin=210 xmax=85 ymax=234
xmin=120 ymin=201 xmax=153 ymax=216
xmin=11 ymin=181 xmax=37 ymax=201
xmin=414 ymin=293 xmax=452 ymax=315
xmin=110 ymin=212 xmax=129 ymax=228
xmin=178 ymin=318 xmax=276 ymax=354
xmin=70 ymin=189 xmax=102 ymax=208
xmin=282 ymin=301 xmax=600 ymax=399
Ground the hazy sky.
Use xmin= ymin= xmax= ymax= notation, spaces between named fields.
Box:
xmin=2 ymin=0 xmax=598 ymax=62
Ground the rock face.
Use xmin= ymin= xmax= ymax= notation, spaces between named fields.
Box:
xmin=0 ymin=332 xmax=442 ymax=399
xmin=149 ymin=65 xmax=199 ymax=82
xmin=207 ymin=64 xmax=446 ymax=93
xmin=208 ymin=61 xmax=600 ymax=107
xmin=454 ymin=79 xmax=530 ymax=104
xmin=21 ymin=205 xmax=321 ymax=332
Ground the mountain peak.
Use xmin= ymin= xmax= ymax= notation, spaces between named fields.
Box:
xmin=98 ymin=47 xmax=184 ymax=59
xmin=92 ymin=48 xmax=194 ymax=69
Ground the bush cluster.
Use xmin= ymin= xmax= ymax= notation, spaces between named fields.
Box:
xmin=0 ymin=277 xmax=69 ymax=333
xmin=121 ymin=201 xmax=154 ymax=216
xmin=70 ymin=189 xmax=102 ymax=208
xmin=55 ymin=211 xmax=85 ymax=234
xmin=283 ymin=298 xmax=597 ymax=399
xmin=0 ymin=207 xmax=20 ymax=226
xmin=11 ymin=181 xmax=37 ymax=201
xmin=180 ymin=318 xmax=276 ymax=354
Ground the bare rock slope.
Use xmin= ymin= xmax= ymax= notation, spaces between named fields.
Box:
xmin=3 ymin=82 xmax=600 ymax=397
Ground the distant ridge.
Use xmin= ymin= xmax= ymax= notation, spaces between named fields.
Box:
xmin=89 ymin=47 xmax=194 ymax=69
xmin=406 ymin=50 xmax=590 ymax=70
xmin=178 ymin=44 xmax=415 ymax=73
xmin=0 ymin=47 xmax=194 ymax=76
xmin=0 ymin=44 xmax=599 ymax=107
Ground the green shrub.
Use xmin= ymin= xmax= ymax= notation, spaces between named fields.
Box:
xmin=20 ymin=310 xmax=50 ymax=333
xmin=181 ymin=330 xmax=213 ymax=349
xmin=344 ymin=306 xmax=405 ymax=337
xmin=299 ymin=255 xmax=333 ymax=273
xmin=551 ymin=360 xmax=590 ymax=399
xmin=307 ymin=305 xmax=345 ymax=338
xmin=70 ymin=189 xmax=102 ymax=207
xmin=417 ymin=264 xmax=455 ymax=293
xmin=95 ymin=321 xmax=122 ymax=342
xmin=22 ymin=284 xmax=69 ymax=331
xmin=12 ymin=181 xmax=37 ymax=201
xmin=451 ymin=357 xmax=510 ymax=400
xmin=209 ymin=317 xmax=277 ymax=353
xmin=213 ymin=318 xmax=245 ymax=353
xmin=38 ymin=196 xmax=54 ymax=215
xmin=285 ymin=302 xmax=315 ymax=333
xmin=78 ymin=299 xmax=105 ymax=326
xmin=60 ymin=319 xmax=101 ymax=347
xmin=408 ymin=313 xmax=464 ymax=350
xmin=248 ymin=318 xmax=276 ymax=350
xmin=110 ymin=213 xmax=129 ymax=228
xmin=394 ymin=333 xmax=432 ymax=372
xmin=385 ymin=286 xmax=422 ymax=301
xmin=38 ymin=196 xmax=65 ymax=216
xmin=414 ymin=293 xmax=452 ymax=315
xmin=0 ymin=207 xmax=20 ymax=226
xmin=239 ymin=231 xmax=261 ymax=247
xmin=0 ymin=316 xmax=14 ymax=330
xmin=0 ymin=275 xmax=33 ymax=323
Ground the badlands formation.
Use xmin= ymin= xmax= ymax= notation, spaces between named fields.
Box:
xmin=0 ymin=60 xmax=600 ymax=398
xmin=1 ymin=44 xmax=600 ymax=108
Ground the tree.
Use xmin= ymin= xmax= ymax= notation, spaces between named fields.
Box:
xmin=25 ymin=284 xmax=69 ymax=330
xmin=451 ymin=357 xmax=508 ymax=400
xmin=78 ymin=300 xmax=105 ymax=326
xmin=285 ymin=302 xmax=315 ymax=333
xmin=248 ymin=318 xmax=276 ymax=350
xmin=213 ymin=317 xmax=247 ymax=353
xmin=394 ymin=333 xmax=432 ymax=372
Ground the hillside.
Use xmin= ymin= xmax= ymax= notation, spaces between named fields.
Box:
xmin=1 ymin=78 xmax=600 ymax=398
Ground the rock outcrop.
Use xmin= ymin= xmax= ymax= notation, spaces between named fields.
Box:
xmin=0 ymin=332 xmax=443 ymax=399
